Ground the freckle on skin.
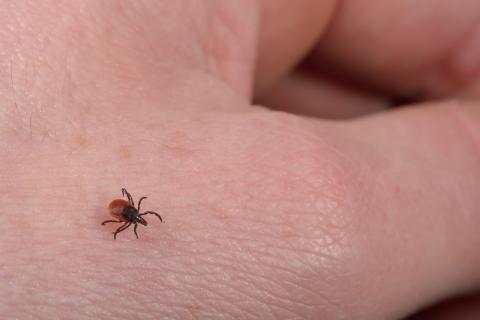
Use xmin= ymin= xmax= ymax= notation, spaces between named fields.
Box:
xmin=82 ymin=104 xmax=93 ymax=114
xmin=164 ymin=144 xmax=194 ymax=157
xmin=118 ymin=146 xmax=133 ymax=159
xmin=394 ymin=184 xmax=401 ymax=195
xmin=280 ymin=225 xmax=298 ymax=239
xmin=39 ymin=128 xmax=50 ymax=138
xmin=213 ymin=163 xmax=232 ymax=175
xmin=174 ymin=130 xmax=187 ymax=138
xmin=73 ymin=135 xmax=89 ymax=147
xmin=1 ymin=128 xmax=19 ymax=139
xmin=185 ymin=303 xmax=202 ymax=312
xmin=210 ymin=207 xmax=229 ymax=220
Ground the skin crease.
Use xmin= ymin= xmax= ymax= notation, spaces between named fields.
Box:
xmin=2 ymin=1 xmax=480 ymax=319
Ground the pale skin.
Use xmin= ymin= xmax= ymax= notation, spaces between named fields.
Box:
xmin=2 ymin=1 xmax=480 ymax=319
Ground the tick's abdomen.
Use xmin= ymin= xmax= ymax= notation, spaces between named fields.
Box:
xmin=108 ymin=199 xmax=132 ymax=221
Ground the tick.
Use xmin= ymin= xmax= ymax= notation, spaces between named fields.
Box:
xmin=102 ymin=188 xmax=163 ymax=239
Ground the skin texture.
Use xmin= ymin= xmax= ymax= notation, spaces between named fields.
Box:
xmin=2 ymin=1 xmax=480 ymax=319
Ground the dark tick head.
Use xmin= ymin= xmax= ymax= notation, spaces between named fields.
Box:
xmin=122 ymin=206 xmax=139 ymax=221
xmin=136 ymin=215 xmax=148 ymax=226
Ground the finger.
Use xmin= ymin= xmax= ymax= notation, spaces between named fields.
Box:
xmin=409 ymin=293 xmax=480 ymax=319
xmin=255 ymin=0 xmax=336 ymax=95
xmin=313 ymin=0 xmax=480 ymax=99
xmin=257 ymin=68 xmax=389 ymax=118
xmin=344 ymin=100 xmax=480 ymax=318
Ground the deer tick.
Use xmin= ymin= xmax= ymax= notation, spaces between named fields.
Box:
xmin=102 ymin=188 xmax=163 ymax=239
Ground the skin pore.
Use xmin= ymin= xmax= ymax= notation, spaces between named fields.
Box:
xmin=2 ymin=1 xmax=480 ymax=319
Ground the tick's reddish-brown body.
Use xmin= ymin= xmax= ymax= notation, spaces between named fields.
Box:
xmin=108 ymin=199 xmax=134 ymax=221
xmin=102 ymin=188 xmax=163 ymax=239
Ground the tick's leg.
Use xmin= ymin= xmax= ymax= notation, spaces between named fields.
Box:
xmin=113 ymin=222 xmax=131 ymax=240
xmin=101 ymin=220 xmax=121 ymax=225
xmin=117 ymin=222 xmax=131 ymax=233
xmin=137 ymin=197 xmax=147 ymax=212
xmin=122 ymin=188 xmax=135 ymax=206
xmin=140 ymin=211 xmax=163 ymax=222
xmin=133 ymin=222 xmax=139 ymax=239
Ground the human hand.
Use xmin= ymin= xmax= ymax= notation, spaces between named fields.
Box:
xmin=1 ymin=1 xmax=480 ymax=319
